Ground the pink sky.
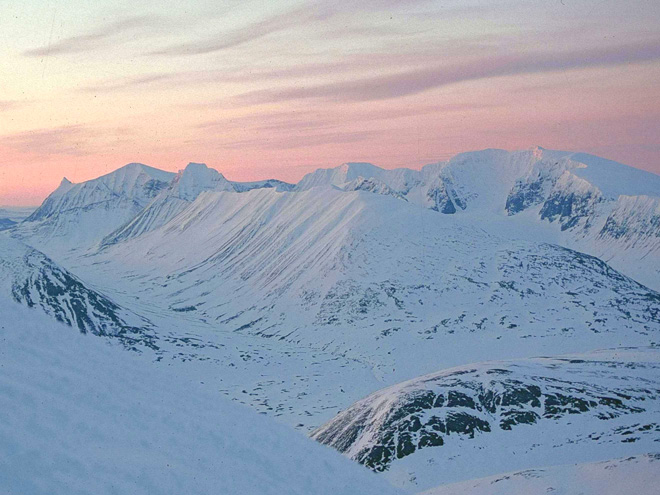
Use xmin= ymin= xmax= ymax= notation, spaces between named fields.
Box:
xmin=1 ymin=0 xmax=659 ymax=206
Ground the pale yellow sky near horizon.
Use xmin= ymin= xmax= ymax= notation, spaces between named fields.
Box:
xmin=1 ymin=0 xmax=659 ymax=205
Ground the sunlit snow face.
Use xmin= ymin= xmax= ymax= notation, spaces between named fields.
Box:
xmin=2 ymin=0 xmax=660 ymax=205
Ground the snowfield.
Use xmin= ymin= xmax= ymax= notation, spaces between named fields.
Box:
xmin=0 ymin=299 xmax=401 ymax=495
xmin=421 ymin=454 xmax=660 ymax=495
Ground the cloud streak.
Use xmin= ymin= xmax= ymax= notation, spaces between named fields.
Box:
xmin=150 ymin=0 xmax=434 ymax=56
xmin=0 ymin=126 xmax=100 ymax=156
xmin=24 ymin=15 xmax=160 ymax=57
xmin=233 ymin=39 xmax=660 ymax=104
xmin=150 ymin=4 xmax=324 ymax=56
xmin=0 ymin=101 xmax=23 ymax=112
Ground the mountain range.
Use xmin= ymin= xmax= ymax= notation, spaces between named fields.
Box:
xmin=3 ymin=146 xmax=659 ymax=494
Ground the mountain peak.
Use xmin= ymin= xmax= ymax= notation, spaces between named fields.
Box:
xmin=183 ymin=162 xmax=209 ymax=171
xmin=531 ymin=145 xmax=546 ymax=159
xmin=171 ymin=162 xmax=233 ymax=200
xmin=50 ymin=177 xmax=75 ymax=198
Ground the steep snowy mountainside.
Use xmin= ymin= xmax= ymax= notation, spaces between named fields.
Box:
xmin=101 ymin=162 xmax=233 ymax=246
xmin=568 ymin=153 xmax=660 ymax=198
xmin=102 ymin=162 xmax=293 ymax=247
xmin=312 ymin=348 xmax=660 ymax=491
xmin=0 ymin=298 xmax=402 ymax=495
xmin=26 ymin=163 xmax=174 ymax=222
xmin=169 ymin=162 xmax=234 ymax=200
xmin=504 ymin=149 xmax=660 ymax=288
xmin=292 ymin=148 xmax=660 ymax=288
xmin=13 ymin=163 xmax=175 ymax=253
xmin=296 ymin=162 xmax=392 ymax=190
xmin=14 ymin=161 xmax=294 ymax=253
xmin=422 ymin=454 xmax=660 ymax=495
xmin=0 ymin=234 xmax=148 ymax=338
xmin=71 ymin=186 xmax=660 ymax=387
xmin=294 ymin=149 xmax=559 ymax=213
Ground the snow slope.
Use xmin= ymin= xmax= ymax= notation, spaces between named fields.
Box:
xmin=14 ymin=163 xmax=175 ymax=254
xmin=421 ymin=453 xmax=660 ymax=495
xmin=312 ymin=348 xmax=660 ymax=491
xmin=294 ymin=148 xmax=660 ymax=288
xmin=0 ymin=298 xmax=402 ymax=495
xmin=101 ymin=162 xmax=293 ymax=247
xmin=70 ymin=186 xmax=660 ymax=386
xmin=0 ymin=233 xmax=149 ymax=339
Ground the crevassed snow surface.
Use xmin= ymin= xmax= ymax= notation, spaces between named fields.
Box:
xmin=0 ymin=299 xmax=402 ymax=495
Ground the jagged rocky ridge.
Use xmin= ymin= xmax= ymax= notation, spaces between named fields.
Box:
xmin=312 ymin=349 xmax=660 ymax=472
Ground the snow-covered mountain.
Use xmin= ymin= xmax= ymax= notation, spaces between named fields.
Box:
xmin=0 ymin=234 xmax=149 ymax=339
xmin=14 ymin=163 xmax=175 ymax=253
xmin=0 ymin=298 xmax=402 ymax=495
xmin=422 ymin=453 xmax=660 ymax=495
xmin=293 ymin=148 xmax=660 ymax=288
xmin=13 ymin=161 xmax=293 ymax=252
xmin=312 ymin=348 xmax=660 ymax=491
xmin=100 ymin=162 xmax=233 ymax=246
xmin=504 ymin=150 xmax=660 ymax=288
xmin=102 ymin=162 xmax=294 ymax=247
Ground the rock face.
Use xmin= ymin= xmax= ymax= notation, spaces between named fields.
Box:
xmin=312 ymin=349 xmax=660 ymax=477
xmin=0 ymin=235 xmax=148 ymax=339
xmin=343 ymin=176 xmax=408 ymax=201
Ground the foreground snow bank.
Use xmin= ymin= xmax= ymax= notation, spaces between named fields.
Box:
xmin=421 ymin=453 xmax=660 ymax=495
xmin=0 ymin=299 xmax=401 ymax=495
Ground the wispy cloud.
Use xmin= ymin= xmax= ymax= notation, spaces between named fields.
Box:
xmin=0 ymin=126 xmax=100 ymax=156
xmin=198 ymin=102 xmax=495 ymax=132
xmin=150 ymin=4 xmax=323 ymax=56
xmin=150 ymin=0 xmax=435 ymax=56
xmin=233 ymin=39 xmax=660 ymax=104
xmin=197 ymin=128 xmax=384 ymax=151
xmin=80 ymin=73 xmax=177 ymax=93
xmin=0 ymin=101 xmax=24 ymax=112
xmin=24 ymin=15 xmax=160 ymax=57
